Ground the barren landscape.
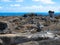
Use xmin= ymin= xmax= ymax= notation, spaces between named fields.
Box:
xmin=0 ymin=12 xmax=60 ymax=45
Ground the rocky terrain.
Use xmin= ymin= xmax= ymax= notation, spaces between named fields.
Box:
xmin=0 ymin=12 xmax=60 ymax=45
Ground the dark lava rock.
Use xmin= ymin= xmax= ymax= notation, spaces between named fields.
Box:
xmin=0 ymin=22 xmax=7 ymax=30
xmin=0 ymin=22 xmax=8 ymax=34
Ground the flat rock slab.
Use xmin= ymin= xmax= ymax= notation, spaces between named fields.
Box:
xmin=0 ymin=33 xmax=29 ymax=38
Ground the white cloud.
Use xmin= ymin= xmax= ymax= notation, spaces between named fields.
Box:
xmin=1 ymin=5 xmax=60 ymax=12
xmin=32 ymin=0 xmax=39 ymax=1
xmin=4 ymin=5 xmax=43 ymax=12
xmin=46 ymin=6 xmax=60 ymax=12
xmin=0 ymin=0 xmax=11 ymax=2
xmin=0 ymin=0 xmax=23 ymax=2
xmin=0 ymin=7 xmax=1 ymax=8
xmin=20 ymin=5 xmax=44 ymax=12
xmin=20 ymin=5 xmax=60 ymax=12
xmin=10 ymin=4 xmax=21 ymax=7
xmin=16 ymin=0 xmax=23 ymax=2
xmin=32 ymin=0 xmax=55 ymax=4
xmin=0 ymin=6 xmax=2 ymax=9
xmin=23 ymin=5 xmax=43 ymax=9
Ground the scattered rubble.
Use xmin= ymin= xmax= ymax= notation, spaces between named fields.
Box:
xmin=0 ymin=11 xmax=60 ymax=45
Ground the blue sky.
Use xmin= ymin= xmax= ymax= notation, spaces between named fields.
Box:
xmin=0 ymin=0 xmax=60 ymax=12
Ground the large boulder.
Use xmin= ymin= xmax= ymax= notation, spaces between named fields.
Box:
xmin=0 ymin=21 xmax=12 ymax=34
xmin=0 ymin=22 xmax=7 ymax=31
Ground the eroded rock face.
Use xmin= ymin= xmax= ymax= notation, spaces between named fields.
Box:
xmin=0 ymin=22 xmax=7 ymax=31
xmin=0 ymin=22 xmax=8 ymax=34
